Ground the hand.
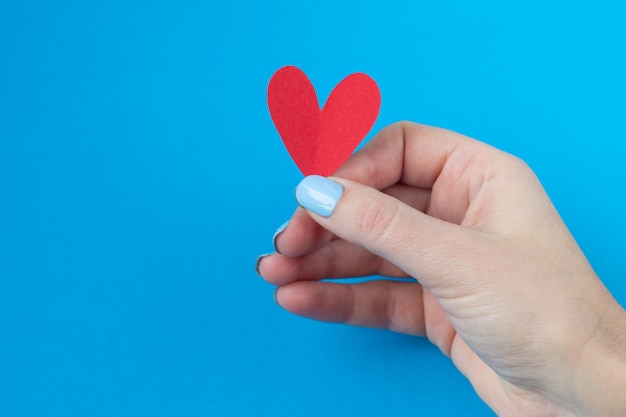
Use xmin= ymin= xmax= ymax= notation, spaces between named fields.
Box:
xmin=257 ymin=122 xmax=626 ymax=416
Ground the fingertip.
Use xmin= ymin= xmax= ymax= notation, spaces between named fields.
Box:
xmin=273 ymin=286 xmax=281 ymax=306
xmin=273 ymin=283 xmax=315 ymax=316
xmin=255 ymin=253 xmax=270 ymax=278
xmin=274 ymin=283 xmax=320 ymax=318
xmin=255 ymin=253 xmax=284 ymax=286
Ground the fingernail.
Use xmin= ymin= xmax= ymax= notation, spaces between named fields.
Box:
xmin=255 ymin=254 xmax=270 ymax=277
xmin=272 ymin=221 xmax=289 ymax=254
xmin=295 ymin=175 xmax=343 ymax=217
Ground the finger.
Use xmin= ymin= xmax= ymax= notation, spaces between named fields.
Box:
xmin=294 ymin=175 xmax=490 ymax=298
xmin=275 ymin=280 xmax=426 ymax=336
xmin=449 ymin=333 xmax=507 ymax=413
xmin=335 ymin=121 xmax=492 ymax=190
xmin=342 ymin=121 xmax=499 ymax=225
xmin=422 ymin=288 xmax=457 ymax=356
xmin=258 ymin=240 xmax=408 ymax=286
xmin=274 ymin=207 xmax=333 ymax=258
xmin=383 ymin=184 xmax=431 ymax=213
xmin=275 ymin=184 xmax=432 ymax=258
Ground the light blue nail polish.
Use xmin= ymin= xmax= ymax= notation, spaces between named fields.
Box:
xmin=272 ymin=221 xmax=289 ymax=253
xmin=295 ymin=175 xmax=344 ymax=217
xmin=273 ymin=221 xmax=289 ymax=241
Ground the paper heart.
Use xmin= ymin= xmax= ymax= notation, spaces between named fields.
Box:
xmin=267 ymin=66 xmax=380 ymax=176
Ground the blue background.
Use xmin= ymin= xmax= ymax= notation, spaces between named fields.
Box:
xmin=1 ymin=0 xmax=625 ymax=415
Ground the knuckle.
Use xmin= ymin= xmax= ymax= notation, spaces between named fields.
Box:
xmin=498 ymin=154 xmax=541 ymax=186
xmin=507 ymin=154 xmax=533 ymax=174
xmin=353 ymin=197 xmax=399 ymax=242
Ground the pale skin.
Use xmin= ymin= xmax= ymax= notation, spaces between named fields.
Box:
xmin=257 ymin=122 xmax=626 ymax=417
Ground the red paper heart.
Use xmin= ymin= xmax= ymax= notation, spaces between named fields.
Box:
xmin=267 ymin=66 xmax=381 ymax=176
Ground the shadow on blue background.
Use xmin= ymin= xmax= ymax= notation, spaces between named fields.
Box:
xmin=1 ymin=0 xmax=625 ymax=415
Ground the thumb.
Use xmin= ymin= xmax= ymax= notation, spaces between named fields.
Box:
xmin=294 ymin=175 xmax=487 ymax=292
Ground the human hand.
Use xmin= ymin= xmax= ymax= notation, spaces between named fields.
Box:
xmin=257 ymin=122 xmax=626 ymax=416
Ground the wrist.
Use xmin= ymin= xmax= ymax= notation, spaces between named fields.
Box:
xmin=567 ymin=301 xmax=626 ymax=416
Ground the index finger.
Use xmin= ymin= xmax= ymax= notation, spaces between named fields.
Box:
xmin=336 ymin=121 xmax=490 ymax=189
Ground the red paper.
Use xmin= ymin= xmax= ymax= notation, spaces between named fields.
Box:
xmin=267 ymin=66 xmax=381 ymax=176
